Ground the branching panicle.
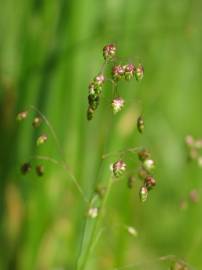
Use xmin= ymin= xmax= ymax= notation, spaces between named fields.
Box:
xmin=86 ymin=44 xmax=145 ymax=120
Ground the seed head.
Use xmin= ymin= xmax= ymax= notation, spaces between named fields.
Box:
xmin=36 ymin=165 xmax=44 ymax=177
xmin=21 ymin=162 xmax=32 ymax=175
xmin=143 ymin=159 xmax=155 ymax=172
xmin=112 ymin=160 xmax=126 ymax=177
xmin=124 ymin=64 xmax=136 ymax=80
xmin=135 ymin=64 xmax=144 ymax=81
xmin=36 ymin=134 xmax=48 ymax=146
xmin=103 ymin=44 xmax=116 ymax=61
xmin=138 ymin=149 xmax=150 ymax=161
xmin=127 ymin=226 xmax=138 ymax=237
xmin=88 ymin=94 xmax=100 ymax=110
xmin=112 ymin=97 xmax=125 ymax=114
xmin=137 ymin=115 xmax=144 ymax=133
xmin=88 ymin=81 xmax=102 ymax=96
xmin=112 ymin=65 xmax=125 ymax=81
xmin=32 ymin=116 xmax=42 ymax=128
xmin=144 ymin=175 xmax=156 ymax=190
xmin=94 ymin=74 xmax=105 ymax=87
xmin=16 ymin=111 xmax=28 ymax=121
xmin=139 ymin=186 xmax=148 ymax=202
xmin=87 ymin=106 xmax=94 ymax=120
xmin=88 ymin=207 xmax=99 ymax=219
xmin=88 ymin=82 xmax=96 ymax=95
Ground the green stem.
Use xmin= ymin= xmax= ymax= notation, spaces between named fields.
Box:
xmin=76 ymin=176 xmax=113 ymax=270
xmin=30 ymin=155 xmax=88 ymax=203
xmin=102 ymin=146 xmax=142 ymax=159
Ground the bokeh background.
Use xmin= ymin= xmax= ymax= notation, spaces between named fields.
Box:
xmin=0 ymin=0 xmax=202 ymax=269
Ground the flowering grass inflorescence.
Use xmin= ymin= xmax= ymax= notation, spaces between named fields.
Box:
xmin=109 ymin=147 xmax=157 ymax=203
xmin=87 ymin=44 xmax=157 ymax=202
xmin=17 ymin=44 xmax=159 ymax=270
xmin=87 ymin=44 xmax=144 ymax=120
xmin=17 ymin=109 xmax=48 ymax=177
xmin=15 ymin=43 xmax=196 ymax=270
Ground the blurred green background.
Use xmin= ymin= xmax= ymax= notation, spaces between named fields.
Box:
xmin=1 ymin=0 xmax=202 ymax=269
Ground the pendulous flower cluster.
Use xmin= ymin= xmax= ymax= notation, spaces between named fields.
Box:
xmin=110 ymin=148 xmax=157 ymax=203
xmin=112 ymin=160 xmax=127 ymax=177
xmin=138 ymin=149 xmax=156 ymax=202
xmin=17 ymin=109 xmax=46 ymax=177
xmin=87 ymin=44 xmax=144 ymax=120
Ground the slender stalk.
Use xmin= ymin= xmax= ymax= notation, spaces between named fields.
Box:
xmin=102 ymin=147 xmax=142 ymax=159
xmin=99 ymin=61 xmax=107 ymax=74
xmin=75 ymin=109 xmax=115 ymax=270
xmin=29 ymin=106 xmax=88 ymax=203
xmin=110 ymin=255 xmax=194 ymax=270
xmin=30 ymin=155 xmax=88 ymax=203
